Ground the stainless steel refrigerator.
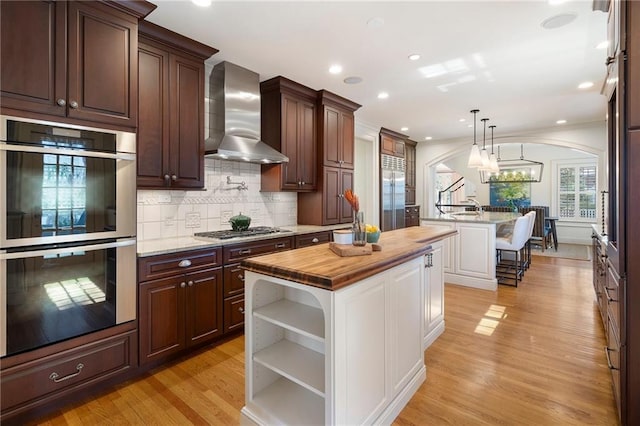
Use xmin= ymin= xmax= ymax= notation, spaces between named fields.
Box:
xmin=381 ymin=154 xmax=406 ymax=231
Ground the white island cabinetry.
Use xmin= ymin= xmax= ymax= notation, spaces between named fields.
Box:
xmin=242 ymin=257 xmax=425 ymax=425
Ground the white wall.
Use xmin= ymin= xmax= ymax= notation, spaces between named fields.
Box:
xmin=355 ymin=121 xmax=380 ymax=228
xmin=415 ymin=121 xmax=607 ymax=244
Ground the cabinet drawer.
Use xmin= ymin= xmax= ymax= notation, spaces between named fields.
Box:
xmin=294 ymin=231 xmax=331 ymax=248
xmin=1 ymin=330 xmax=136 ymax=413
xmin=223 ymin=237 xmax=292 ymax=263
xmin=605 ymin=267 xmax=620 ymax=338
xmin=224 ymin=263 xmax=245 ymax=297
xmin=138 ymin=247 xmax=222 ymax=281
xmin=605 ymin=317 xmax=621 ymax=414
xmin=224 ymin=294 xmax=245 ymax=333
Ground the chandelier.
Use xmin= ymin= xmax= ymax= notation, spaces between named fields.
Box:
xmin=480 ymin=144 xmax=544 ymax=184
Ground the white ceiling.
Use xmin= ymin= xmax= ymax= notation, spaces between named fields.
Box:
xmin=146 ymin=0 xmax=608 ymax=143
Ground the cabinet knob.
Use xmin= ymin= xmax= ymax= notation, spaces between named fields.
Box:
xmin=301 ymin=181 xmax=305 ymax=185
xmin=180 ymin=282 xmax=186 ymax=288
xmin=187 ymin=280 xmax=194 ymax=287
xmin=238 ymin=306 xmax=245 ymax=314
xmin=56 ymin=98 xmax=66 ymax=107
xmin=171 ymin=174 xmax=177 ymax=181
xmin=69 ymin=100 xmax=78 ymax=109
xmin=164 ymin=174 xmax=171 ymax=182
xmin=238 ymin=274 xmax=245 ymax=282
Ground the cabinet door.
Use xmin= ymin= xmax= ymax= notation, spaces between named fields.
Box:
xmin=323 ymin=106 xmax=342 ymax=168
xmin=339 ymin=169 xmax=355 ymax=223
xmin=168 ymin=54 xmax=205 ymax=188
xmin=185 ymin=268 xmax=223 ymax=346
xmin=139 ymin=276 xmax=185 ymax=365
xmin=137 ymin=42 xmax=170 ymax=187
xmin=427 ymin=245 xmax=444 ymax=332
xmin=0 ymin=0 xmax=65 ymax=117
xmin=323 ymin=167 xmax=341 ymax=225
xmin=381 ymin=134 xmax=396 ymax=156
xmin=67 ymin=1 xmax=137 ymax=128
xmin=298 ymin=99 xmax=317 ymax=189
xmin=340 ymin=110 xmax=355 ymax=169
xmin=281 ymin=95 xmax=302 ymax=189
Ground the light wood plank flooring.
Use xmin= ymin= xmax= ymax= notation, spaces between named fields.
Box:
xmin=29 ymin=255 xmax=618 ymax=425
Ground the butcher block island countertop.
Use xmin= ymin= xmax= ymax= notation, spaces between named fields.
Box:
xmin=240 ymin=225 xmax=457 ymax=291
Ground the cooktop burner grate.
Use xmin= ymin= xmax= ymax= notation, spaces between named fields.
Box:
xmin=194 ymin=226 xmax=289 ymax=240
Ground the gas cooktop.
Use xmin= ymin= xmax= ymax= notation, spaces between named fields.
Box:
xmin=194 ymin=226 xmax=291 ymax=240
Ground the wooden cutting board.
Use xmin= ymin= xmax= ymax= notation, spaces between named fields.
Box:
xmin=329 ymin=242 xmax=372 ymax=257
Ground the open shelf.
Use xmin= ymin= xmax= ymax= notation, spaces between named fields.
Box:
xmin=253 ymin=299 xmax=325 ymax=342
xmin=253 ymin=339 xmax=325 ymax=397
xmin=251 ymin=377 xmax=324 ymax=425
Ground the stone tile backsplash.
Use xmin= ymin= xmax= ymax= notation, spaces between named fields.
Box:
xmin=137 ymin=159 xmax=297 ymax=241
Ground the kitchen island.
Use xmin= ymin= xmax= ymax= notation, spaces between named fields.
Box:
xmin=422 ymin=212 xmax=520 ymax=291
xmin=239 ymin=226 xmax=456 ymax=426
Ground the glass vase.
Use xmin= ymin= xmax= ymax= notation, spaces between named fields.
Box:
xmin=352 ymin=211 xmax=366 ymax=246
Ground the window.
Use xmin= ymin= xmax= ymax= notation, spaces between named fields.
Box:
xmin=555 ymin=160 xmax=597 ymax=221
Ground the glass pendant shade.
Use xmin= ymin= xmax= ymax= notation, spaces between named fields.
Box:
xmin=480 ymin=149 xmax=490 ymax=170
xmin=489 ymin=153 xmax=500 ymax=173
xmin=468 ymin=143 xmax=483 ymax=168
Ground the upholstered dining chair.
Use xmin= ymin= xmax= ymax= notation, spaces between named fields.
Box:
xmin=496 ymin=214 xmax=533 ymax=287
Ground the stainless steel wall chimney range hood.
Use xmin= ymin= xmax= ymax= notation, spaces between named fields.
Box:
xmin=205 ymin=61 xmax=289 ymax=163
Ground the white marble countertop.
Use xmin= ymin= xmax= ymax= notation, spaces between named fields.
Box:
xmin=137 ymin=223 xmax=352 ymax=257
xmin=422 ymin=211 xmax=521 ymax=224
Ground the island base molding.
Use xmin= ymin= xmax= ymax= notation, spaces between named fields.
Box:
xmin=444 ymin=274 xmax=498 ymax=291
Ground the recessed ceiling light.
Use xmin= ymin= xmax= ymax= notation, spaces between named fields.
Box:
xmin=344 ymin=76 xmax=363 ymax=84
xmin=329 ymin=64 xmax=343 ymax=74
xmin=541 ymin=13 xmax=577 ymax=29
xmin=425 ymin=136 xmax=433 ymax=141
xmin=548 ymin=0 xmax=566 ymax=5
xmin=459 ymin=118 xmax=466 ymax=122
xmin=467 ymin=124 xmax=473 ymax=128
xmin=596 ymin=40 xmax=609 ymax=49
xmin=556 ymin=119 xmax=567 ymax=124
xmin=578 ymin=81 xmax=594 ymax=89
xmin=408 ymin=54 xmax=421 ymax=61
xmin=401 ymin=127 xmax=409 ymax=132
xmin=377 ymin=92 xmax=389 ymax=99
xmin=367 ymin=17 xmax=385 ymax=28
xmin=191 ymin=0 xmax=212 ymax=6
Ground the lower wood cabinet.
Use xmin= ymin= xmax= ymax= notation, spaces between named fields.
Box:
xmin=138 ymin=248 xmax=223 ymax=365
xmin=294 ymin=230 xmax=332 ymax=248
xmin=1 ymin=325 xmax=137 ymax=422
xmin=405 ymin=205 xmax=420 ymax=227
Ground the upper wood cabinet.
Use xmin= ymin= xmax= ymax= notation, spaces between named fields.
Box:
xmin=0 ymin=0 xmax=156 ymax=130
xmin=297 ymin=91 xmax=360 ymax=225
xmin=380 ymin=127 xmax=407 ymax=158
xmin=405 ymin=139 xmax=417 ymax=206
xmin=319 ymin=90 xmax=359 ymax=170
xmin=260 ymin=76 xmax=317 ymax=191
xmin=136 ymin=21 xmax=217 ymax=189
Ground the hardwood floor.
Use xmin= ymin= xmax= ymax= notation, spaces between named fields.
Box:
xmin=28 ymin=255 xmax=618 ymax=425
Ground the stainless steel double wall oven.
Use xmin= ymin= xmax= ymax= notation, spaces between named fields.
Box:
xmin=0 ymin=115 xmax=137 ymax=357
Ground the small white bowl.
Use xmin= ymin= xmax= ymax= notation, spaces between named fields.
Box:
xmin=333 ymin=229 xmax=352 ymax=245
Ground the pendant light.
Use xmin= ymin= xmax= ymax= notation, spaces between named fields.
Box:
xmin=479 ymin=118 xmax=490 ymax=170
xmin=488 ymin=125 xmax=500 ymax=174
xmin=467 ymin=109 xmax=483 ymax=168
xmin=480 ymin=143 xmax=544 ymax=183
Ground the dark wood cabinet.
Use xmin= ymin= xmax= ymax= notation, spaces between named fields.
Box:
xmin=380 ymin=127 xmax=407 ymax=158
xmin=0 ymin=0 xmax=155 ymax=130
xmin=138 ymin=248 xmax=223 ymax=366
xmin=405 ymin=206 xmax=420 ymax=227
xmin=137 ymin=21 xmax=217 ymax=189
xmin=294 ymin=230 xmax=332 ymax=248
xmin=223 ymin=237 xmax=293 ymax=333
xmin=298 ymin=91 xmax=360 ymax=225
xmin=405 ymin=139 xmax=417 ymax=205
xmin=261 ymin=77 xmax=317 ymax=191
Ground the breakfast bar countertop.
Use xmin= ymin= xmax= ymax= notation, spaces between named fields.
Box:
xmin=423 ymin=211 xmax=521 ymax=224
xmin=241 ymin=225 xmax=457 ymax=291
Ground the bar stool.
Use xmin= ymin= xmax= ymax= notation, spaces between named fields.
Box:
xmin=522 ymin=210 xmax=536 ymax=270
xmin=496 ymin=215 xmax=532 ymax=287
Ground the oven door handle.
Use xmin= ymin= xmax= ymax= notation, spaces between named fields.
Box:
xmin=0 ymin=238 xmax=136 ymax=260
xmin=0 ymin=142 xmax=135 ymax=161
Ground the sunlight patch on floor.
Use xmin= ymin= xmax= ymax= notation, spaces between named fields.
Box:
xmin=474 ymin=304 xmax=507 ymax=336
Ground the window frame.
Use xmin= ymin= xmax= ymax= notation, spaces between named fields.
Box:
xmin=551 ymin=158 xmax=598 ymax=223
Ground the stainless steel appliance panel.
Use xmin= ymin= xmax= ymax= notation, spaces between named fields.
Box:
xmin=381 ymin=154 xmax=406 ymax=231
xmin=0 ymin=238 xmax=136 ymax=357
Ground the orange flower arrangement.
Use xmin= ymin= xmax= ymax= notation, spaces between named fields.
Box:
xmin=344 ymin=189 xmax=359 ymax=212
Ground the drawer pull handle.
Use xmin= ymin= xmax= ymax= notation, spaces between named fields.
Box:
xmin=49 ymin=363 xmax=84 ymax=383
xmin=239 ymin=249 xmax=252 ymax=255
xmin=311 ymin=238 xmax=319 ymax=243
xmin=275 ymin=243 xmax=286 ymax=249
xmin=238 ymin=306 xmax=245 ymax=314
xmin=238 ymin=274 xmax=245 ymax=282
xmin=604 ymin=346 xmax=618 ymax=370
xmin=603 ymin=286 xmax=617 ymax=302
xmin=178 ymin=259 xmax=192 ymax=268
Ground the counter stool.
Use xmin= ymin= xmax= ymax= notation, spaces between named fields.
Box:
xmin=496 ymin=215 xmax=532 ymax=287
